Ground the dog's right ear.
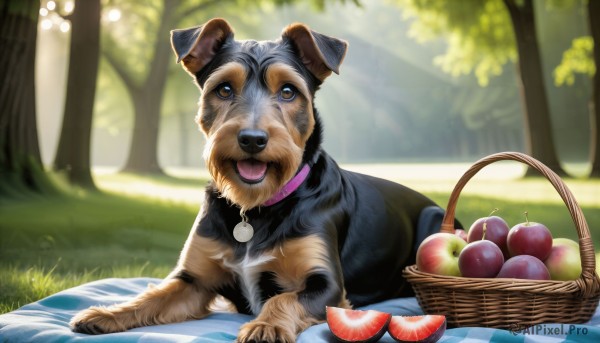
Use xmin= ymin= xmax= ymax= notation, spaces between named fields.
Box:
xmin=282 ymin=23 xmax=347 ymax=82
xmin=170 ymin=18 xmax=234 ymax=75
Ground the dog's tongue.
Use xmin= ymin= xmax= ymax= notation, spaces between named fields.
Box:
xmin=237 ymin=159 xmax=267 ymax=182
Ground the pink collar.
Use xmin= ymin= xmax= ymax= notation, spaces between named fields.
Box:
xmin=263 ymin=164 xmax=311 ymax=207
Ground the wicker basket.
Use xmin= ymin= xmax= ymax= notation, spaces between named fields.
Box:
xmin=403 ymin=152 xmax=600 ymax=329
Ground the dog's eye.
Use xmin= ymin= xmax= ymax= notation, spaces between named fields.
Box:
xmin=215 ymin=83 xmax=233 ymax=99
xmin=280 ymin=84 xmax=297 ymax=101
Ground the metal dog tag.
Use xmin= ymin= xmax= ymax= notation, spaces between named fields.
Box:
xmin=233 ymin=221 xmax=254 ymax=243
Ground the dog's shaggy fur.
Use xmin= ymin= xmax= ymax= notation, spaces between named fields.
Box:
xmin=70 ymin=19 xmax=442 ymax=343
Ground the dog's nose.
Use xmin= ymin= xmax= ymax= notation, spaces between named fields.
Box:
xmin=238 ymin=129 xmax=269 ymax=154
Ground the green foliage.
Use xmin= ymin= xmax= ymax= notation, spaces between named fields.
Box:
xmin=544 ymin=0 xmax=582 ymax=11
xmin=230 ymin=0 xmax=361 ymax=12
xmin=396 ymin=0 xmax=594 ymax=89
xmin=554 ymin=36 xmax=595 ymax=86
xmin=101 ymin=0 xmax=163 ymax=85
xmin=5 ymin=0 xmax=39 ymax=20
xmin=394 ymin=0 xmax=516 ymax=86
xmin=305 ymin=0 xmax=362 ymax=11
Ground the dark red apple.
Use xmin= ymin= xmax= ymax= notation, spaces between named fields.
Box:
xmin=467 ymin=214 xmax=510 ymax=258
xmin=496 ymin=255 xmax=550 ymax=280
xmin=458 ymin=240 xmax=504 ymax=278
xmin=507 ymin=213 xmax=552 ymax=260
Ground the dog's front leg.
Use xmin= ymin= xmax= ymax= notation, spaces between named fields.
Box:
xmin=71 ymin=232 xmax=233 ymax=334
xmin=237 ymin=292 xmax=318 ymax=343
xmin=70 ymin=277 xmax=215 ymax=334
xmin=237 ymin=234 xmax=350 ymax=343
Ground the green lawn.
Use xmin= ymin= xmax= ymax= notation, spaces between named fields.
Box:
xmin=0 ymin=175 xmax=204 ymax=313
xmin=1 ymin=167 xmax=599 ymax=314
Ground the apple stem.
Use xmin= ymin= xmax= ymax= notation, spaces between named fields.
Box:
xmin=481 ymin=208 xmax=497 ymax=240
xmin=524 ymin=211 xmax=530 ymax=226
xmin=489 ymin=208 xmax=499 ymax=217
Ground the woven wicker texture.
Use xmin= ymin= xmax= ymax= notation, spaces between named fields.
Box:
xmin=403 ymin=152 xmax=600 ymax=329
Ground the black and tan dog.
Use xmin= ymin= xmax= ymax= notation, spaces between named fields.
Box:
xmin=71 ymin=18 xmax=446 ymax=342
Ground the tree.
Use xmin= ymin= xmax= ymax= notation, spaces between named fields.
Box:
xmin=0 ymin=0 xmax=56 ymax=197
xmin=589 ymin=0 xmax=600 ymax=177
xmin=396 ymin=0 xmax=568 ymax=176
xmin=102 ymin=0 xmax=229 ymax=174
xmin=503 ymin=0 xmax=566 ymax=176
xmin=53 ymin=0 xmax=101 ymax=189
xmin=552 ymin=0 xmax=599 ymax=177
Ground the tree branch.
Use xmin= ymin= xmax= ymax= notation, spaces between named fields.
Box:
xmin=101 ymin=39 xmax=140 ymax=93
xmin=173 ymin=0 xmax=232 ymax=23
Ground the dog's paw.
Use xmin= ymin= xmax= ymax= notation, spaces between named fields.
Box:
xmin=237 ymin=320 xmax=296 ymax=343
xmin=70 ymin=306 xmax=127 ymax=335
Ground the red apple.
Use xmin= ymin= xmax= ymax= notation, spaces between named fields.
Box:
xmin=496 ymin=255 xmax=550 ymax=280
xmin=416 ymin=232 xmax=467 ymax=276
xmin=507 ymin=213 xmax=552 ymax=260
xmin=467 ymin=214 xmax=510 ymax=258
xmin=455 ymin=229 xmax=468 ymax=241
xmin=544 ymin=238 xmax=582 ymax=281
xmin=458 ymin=240 xmax=504 ymax=278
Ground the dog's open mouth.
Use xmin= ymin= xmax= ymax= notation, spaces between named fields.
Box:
xmin=235 ymin=159 xmax=268 ymax=184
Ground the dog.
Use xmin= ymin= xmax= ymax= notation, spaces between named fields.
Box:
xmin=70 ymin=18 xmax=448 ymax=342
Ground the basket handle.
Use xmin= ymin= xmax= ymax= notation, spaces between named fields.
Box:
xmin=440 ymin=152 xmax=598 ymax=294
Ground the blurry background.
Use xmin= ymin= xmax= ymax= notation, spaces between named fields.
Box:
xmin=32 ymin=0 xmax=594 ymax=174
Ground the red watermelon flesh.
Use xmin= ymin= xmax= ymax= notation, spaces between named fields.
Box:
xmin=326 ymin=306 xmax=392 ymax=343
xmin=388 ymin=315 xmax=446 ymax=343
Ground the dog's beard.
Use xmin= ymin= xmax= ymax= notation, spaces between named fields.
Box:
xmin=204 ymin=126 xmax=303 ymax=213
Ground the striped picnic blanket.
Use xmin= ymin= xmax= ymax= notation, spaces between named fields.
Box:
xmin=1 ymin=278 xmax=599 ymax=342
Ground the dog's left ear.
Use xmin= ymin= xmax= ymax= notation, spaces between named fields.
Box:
xmin=170 ymin=18 xmax=234 ymax=75
xmin=282 ymin=24 xmax=348 ymax=81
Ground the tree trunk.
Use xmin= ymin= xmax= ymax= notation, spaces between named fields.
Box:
xmin=504 ymin=0 xmax=568 ymax=177
xmin=53 ymin=0 xmax=100 ymax=188
xmin=122 ymin=88 xmax=164 ymax=173
xmin=120 ymin=0 xmax=177 ymax=174
xmin=0 ymin=0 xmax=55 ymax=197
xmin=588 ymin=0 xmax=600 ymax=177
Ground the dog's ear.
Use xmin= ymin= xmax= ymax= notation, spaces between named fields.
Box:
xmin=170 ymin=18 xmax=234 ymax=75
xmin=282 ymin=24 xmax=348 ymax=81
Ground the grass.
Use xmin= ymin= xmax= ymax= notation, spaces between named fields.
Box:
xmin=0 ymin=176 xmax=204 ymax=313
xmin=1 ymin=165 xmax=599 ymax=314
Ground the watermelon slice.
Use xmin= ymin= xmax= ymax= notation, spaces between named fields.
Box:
xmin=388 ymin=315 xmax=446 ymax=343
xmin=326 ymin=306 xmax=392 ymax=343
